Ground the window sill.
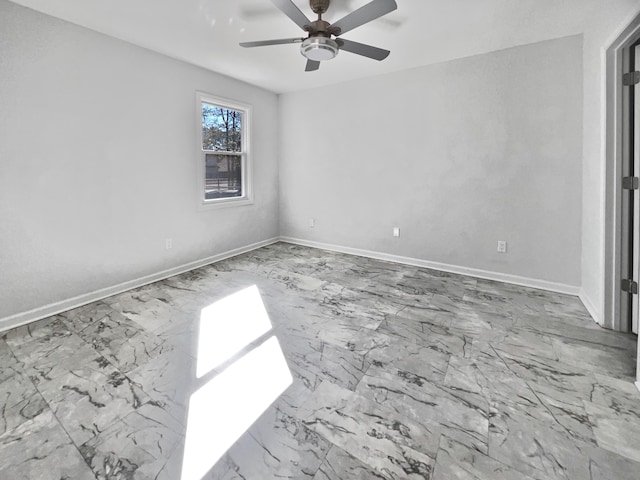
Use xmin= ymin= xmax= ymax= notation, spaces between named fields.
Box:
xmin=199 ymin=196 xmax=254 ymax=210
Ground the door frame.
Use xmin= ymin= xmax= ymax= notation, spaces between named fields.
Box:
xmin=634 ymin=44 xmax=640 ymax=334
xmin=604 ymin=13 xmax=640 ymax=332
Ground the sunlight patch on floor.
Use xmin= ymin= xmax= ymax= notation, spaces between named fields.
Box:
xmin=196 ymin=285 xmax=272 ymax=378
xmin=181 ymin=286 xmax=292 ymax=480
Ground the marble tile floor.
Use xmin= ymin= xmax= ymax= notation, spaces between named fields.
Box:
xmin=1 ymin=242 xmax=639 ymax=479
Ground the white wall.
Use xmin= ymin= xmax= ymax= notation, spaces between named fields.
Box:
xmin=0 ymin=1 xmax=279 ymax=326
xmin=280 ymin=36 xmax=583 ymax=289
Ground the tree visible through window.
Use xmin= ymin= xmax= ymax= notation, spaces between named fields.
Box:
xmin=201 ymin=101 xmax=245 ymax=201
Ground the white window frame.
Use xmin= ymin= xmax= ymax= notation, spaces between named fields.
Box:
xmin=197 ymin=92 xmax=253 ymax=209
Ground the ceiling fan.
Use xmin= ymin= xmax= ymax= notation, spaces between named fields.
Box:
xmin=239 ymin=0 xmax=398 ymax=72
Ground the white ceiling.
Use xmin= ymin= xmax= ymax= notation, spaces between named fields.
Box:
xmin=10 ymin=0 xmax=600 ymax=93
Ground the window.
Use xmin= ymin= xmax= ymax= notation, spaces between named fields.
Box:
xmin=197 ymin=93 xmax=252 ymax=207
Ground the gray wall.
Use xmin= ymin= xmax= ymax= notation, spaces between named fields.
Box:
xmin=0 ymin=1 xmax=279 ymax=324
xmin=279 ymin=35 xmax=583 ymax=287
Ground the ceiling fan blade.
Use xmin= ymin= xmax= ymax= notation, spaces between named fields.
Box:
xmin=331 ymin=0 xmax=397 ymax=36
xmin=338 ymin=38 xmax=390 ymax=61
xmin=240 ymin=38 xmax=304 ymax=48
xmin=305 ymin=60 xmax=321 ymax=72
xmin=271 ymin=0 xmax=312 ymax=31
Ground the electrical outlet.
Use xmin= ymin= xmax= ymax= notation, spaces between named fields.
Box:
xmin=309 ymin=218 xmax=315 ymax=228
xmin=166 ymin=238 xmax=173 ymax=250
xmin=393 ymin=227 xmax=400 ymax=237
xmin=497 ymin=240 xmax=507 ymax=253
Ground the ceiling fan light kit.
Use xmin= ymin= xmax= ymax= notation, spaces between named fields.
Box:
xmin=301 ymin=37 xmax=339 ymax=61
xmin=240 ymin=0 xmax=397 ymax=72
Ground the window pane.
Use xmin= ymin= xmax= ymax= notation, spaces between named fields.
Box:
xmin=202 ymin=104 xmax=242 ymax=152
xmin=205 ymin=154 xmax=242 ymax=199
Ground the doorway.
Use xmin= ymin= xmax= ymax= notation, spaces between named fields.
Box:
xmin=621 ymin=42 xmax=640 ymax=334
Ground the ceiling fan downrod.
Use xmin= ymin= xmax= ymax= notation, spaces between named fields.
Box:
xmin=305 ymin=0 xmax=334 ymax=36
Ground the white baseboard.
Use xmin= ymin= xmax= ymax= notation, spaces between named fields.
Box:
xmin=1 ymin=236 xmax=590 ymax=333
xmin=578 ymin=289 xmax=603 ymax=326
xmin=0 ymin=237 xmax=279 ymax=334
xmin=636 ymin=381 xmax=640 ymax=393
xmin=279 ymin=236 xmax=581 ymax=296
